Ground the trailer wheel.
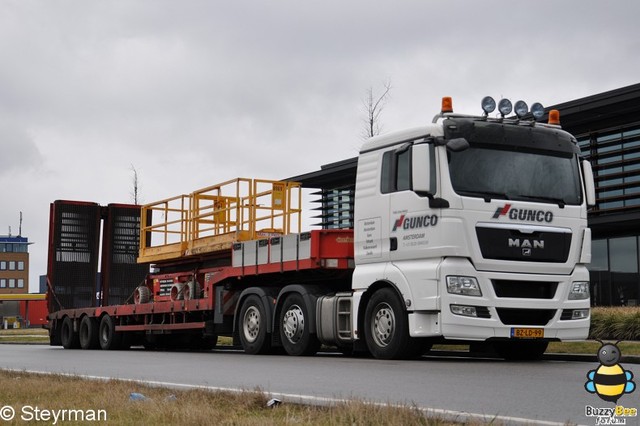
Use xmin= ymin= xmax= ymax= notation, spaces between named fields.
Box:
xmin=364 ymin=288 xmax=418 ymax=360
xmin=99 ymin=315 xmax=122 ymax=350
xmin=238 ymin=295 xmax=271 ymax=354
xmin=493 ymin=341 xmax=548 ymax=361
xmin=79 ymin=316 xmax=100 ymax=349
xmin=60 ymin=317 xmax=80 ymax=349
xmin=279 ymin=293 xmax=320 ymax=356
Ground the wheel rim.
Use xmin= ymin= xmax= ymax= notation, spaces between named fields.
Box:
xmin=282 ymin=304 xmax=304 ymax=344
xmin=371 ymin=302 xmax=395 ymax=348
xmin=242 ymin=306 xmax=261 ymax=343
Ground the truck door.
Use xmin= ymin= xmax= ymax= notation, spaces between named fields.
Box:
xmin=382 ymin=142 xmax=439 ymax=262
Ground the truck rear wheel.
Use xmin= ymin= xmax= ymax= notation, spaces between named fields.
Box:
xmin=279 ymin=293 xmax=320 ymax=356
xmin=239 ymin=295 xmax=271 ymax=354
xmin=79 ymin=316 xmax=100 ymax=349
xmin=61 ymin=317 xmax=80 ymax=349
xmin=364 ymin=288 xmax=419 ymax=360
xmin=99 ymin=315 xmax=122 ymax=350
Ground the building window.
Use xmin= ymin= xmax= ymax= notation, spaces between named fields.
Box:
xmin=18 ymin=261 xmax=24 ymax=271
xmin=8 ymin=279 xmax=15 ymax=288
xmin=0 ymin=261 xmax=5 ymax=270
xmin=609 ymin=237 xmax=638 ymax=273
xmin=0 ymin=279 xmax=5 ymax=288
xmin=8 ymin=261 xmax=15 ymax=271
xmin=17 ymin=279 xmax=24 ymax=288
xmin=589 ymin=239 xmax=609 ymax=271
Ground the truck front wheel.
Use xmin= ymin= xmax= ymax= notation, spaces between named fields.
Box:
xmin=364 ymin=288 xmax=419 ymax=359
xmin=238 ymin=295 xmax=271 ymax=354
xmin=99 ymin=315 xmax=122 ymax=350
xmin=60 ymin=317 xmax=80 ymax=349
xmin=279 ymin=293 xmax=320 ymax=356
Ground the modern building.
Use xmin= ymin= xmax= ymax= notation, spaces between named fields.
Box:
xmin=0 ymin=235 xmax=31 ymax=294
xmin=289 ymin=83 xmax=640 ymax=306
xmin=551 ymin=83 xmax=640 ymax=306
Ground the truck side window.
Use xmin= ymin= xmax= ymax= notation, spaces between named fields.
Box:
xmin=381 ymin=148 xmax=412 ymax=193
xmin=396 ymin=149 xmax=411 ymax=191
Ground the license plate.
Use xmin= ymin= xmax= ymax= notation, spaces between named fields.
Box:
xmin=511 ymin=328 xmax=544 ymax=339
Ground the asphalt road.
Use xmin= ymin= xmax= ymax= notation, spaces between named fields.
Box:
xmin=0 ymin=344 xmax=636 ymax=425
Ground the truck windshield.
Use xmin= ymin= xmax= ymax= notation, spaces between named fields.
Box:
xmin=448 ymin=146 xmax=582 ymax=206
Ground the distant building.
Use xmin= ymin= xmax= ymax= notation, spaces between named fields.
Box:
xmin=0 ymin=235 xmax=31 ymax=295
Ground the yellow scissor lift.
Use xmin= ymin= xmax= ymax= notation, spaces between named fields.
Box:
xmin=138 ymin=178 xmax=301 ymax=264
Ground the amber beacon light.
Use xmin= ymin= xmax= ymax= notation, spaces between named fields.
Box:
xmin=441 ymin=97 xmax=453 ymax=113
xmin=548 ymin=109 xmax=561 ymax=126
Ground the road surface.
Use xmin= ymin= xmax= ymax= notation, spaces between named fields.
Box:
xmin=0 ymin=344 xmax=635 ymax=425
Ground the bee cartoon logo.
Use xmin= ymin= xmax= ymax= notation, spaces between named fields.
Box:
xmin=585 ymin=341 xmax=635 ymax=403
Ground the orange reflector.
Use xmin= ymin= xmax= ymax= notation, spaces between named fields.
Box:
xmin=441 ymin=97 xmax=453 ymax=114
xmin=548 ymin=109 xmax=560 ymax=125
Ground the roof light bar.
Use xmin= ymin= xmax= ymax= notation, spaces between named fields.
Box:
xmin=498 ymin=99 xmax=512 ymax=117
xmin=514 ymin=100 xmax=528 ymax=118
xmin=481 ymin=96 xmax=496 ymax=115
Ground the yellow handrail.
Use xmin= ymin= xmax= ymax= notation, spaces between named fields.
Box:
xmin=138 ymin=178 xmax=301 ymax=263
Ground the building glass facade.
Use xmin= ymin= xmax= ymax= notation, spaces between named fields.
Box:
xmin=572 ymin=98 xmax=640 ymax=305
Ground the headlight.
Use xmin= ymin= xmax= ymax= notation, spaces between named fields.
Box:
xmin=446 ymin=276 xmax=482 ymax=296
xmin=568 ymin=282 xmax=590 ymax=300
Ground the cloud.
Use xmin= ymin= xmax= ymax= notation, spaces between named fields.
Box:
xmin=0 ymin=0 xmax=638 ymax=291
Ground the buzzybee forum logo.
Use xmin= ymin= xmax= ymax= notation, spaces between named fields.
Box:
xmin=584 ymin=341 xmax=637 ymax=424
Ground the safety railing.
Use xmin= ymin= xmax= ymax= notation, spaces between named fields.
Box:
xmin=138 ymin=178 xmax=301 ymax=263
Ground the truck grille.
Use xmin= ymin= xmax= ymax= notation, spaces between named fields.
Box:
xmin=492 ymin=280 xmax=558 ymax=299
xmin=496 ymin=308 xmax=556 ymax=326
xmin=476 ymin=225 xmax=571 ymax=263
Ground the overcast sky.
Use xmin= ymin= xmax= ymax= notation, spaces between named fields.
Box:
xmin=1 ymin=1 xmax=638 ymax=292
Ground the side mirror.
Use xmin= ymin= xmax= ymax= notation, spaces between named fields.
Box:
xmin=582 ymin=160 xmax=596 ymax=207
xmin=412 ymin=143 xmax=433 ymax=196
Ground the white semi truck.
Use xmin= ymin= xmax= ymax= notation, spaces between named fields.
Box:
xmin=48 ymin=96 xmax=594 ymax=360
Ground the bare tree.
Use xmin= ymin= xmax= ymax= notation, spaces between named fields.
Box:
xmin=130 ymin=164 xmax=141 ymax=205
xmin=362 ymin=80 xmax=392 ymax=139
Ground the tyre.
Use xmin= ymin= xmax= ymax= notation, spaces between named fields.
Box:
xmin=79 ymin=316 xmax=100 ymax=349
xmin=493 ymin=341 xmax=549 ymax=361
xmin=238 ymin=295 xmax=271 ymax=354
xmin=99 ymin=315 xmax=123 ymax=350
xmin=170 ymin=283 xmax=185 ymax=301
xmin=134 ymin=286 xmax=151 ymax=304
xmin=279 ymin=293 xmax=320 ymax=356
xmin=60 ymin=317 xmax=80 ymax=349
xmin=364 ymin=288 xmax=419 ymax=360
xmin=184 ymin=281 xmax=201 ymax=301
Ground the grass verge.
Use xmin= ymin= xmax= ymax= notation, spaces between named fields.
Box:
xmin=0 ymin=370 xmax=464 ymax=425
